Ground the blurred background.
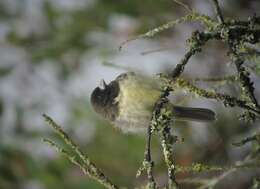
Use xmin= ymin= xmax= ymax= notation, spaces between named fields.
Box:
xmin=0 ymin=0 xmax=260 ymax=188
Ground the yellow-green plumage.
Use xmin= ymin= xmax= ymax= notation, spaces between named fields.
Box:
xmin=114 ymin=73 xmax=162 ymax=132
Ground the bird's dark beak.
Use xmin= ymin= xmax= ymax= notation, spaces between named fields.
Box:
xmin=99 ymin=79 xmax=107 ymax=90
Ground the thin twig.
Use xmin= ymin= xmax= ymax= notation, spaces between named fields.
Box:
xmin=43 ymin=114 xmax=119 ymax=189
xmin=175 ymin=161 xmax=260 ymax=173
xmin=171 ymin=31 xmax=221 ymax=79
xmin=145 ymin=125 xmax=157 ymax=187
xmin=193 ymin=75 xmax=237 ymax=83
xmin=119 ymin=12 xmax=218 ymax=50
xmin=173 ymin=0 xmax=193 ymax=12
xmin=232 ymin=133 xmax=260 ymax=147
xmin=211 ymin=0 xmax=224 ymax=23
xmin=136 ymin=124 xmax=157 ymax=189
xmin=43 ymin=138 xmax=89 ymax=174
xmin=198 ymin=168 xmax=235 ymax=189
xmin=177 ymin=159 xmax=260 ymax=188
xmin=141 ymin=47 xmax=170 ymax=55
xmin=171 ymin=49 xmax=194 ymax=78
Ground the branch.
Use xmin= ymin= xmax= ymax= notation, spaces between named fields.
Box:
xmin=232 ymin=133 xmax=260 ymax=147
xmin=159 ymin=126 xmax=179 ymax=189
xmin=211 ymin=0 xmax=225 ymax=23
xmin=160 ymin=75 xmax=260 ymax=115
xmin=119 ymin=12 xmax=218 ymax=50
xmin=42 ymin=114 xmax=120 ymax=189
xmin=151 ymin=93 xmax=180 ymax=188
xmin=193 ymin=75 xmax=237 ymax=83
xmin=171 ymin=31 xmax=220 ymax=78
xmin=43 ymin=138 xmax=89 ymax=174
xmin=228 ymin=44 xmax=260 ymax=111
xmin=136 ymin=124 xmax=157 ymax=189
xmin=175 ymin=162 xmax=260 ymax=173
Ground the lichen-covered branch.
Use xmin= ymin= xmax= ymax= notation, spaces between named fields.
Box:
xmin=42 ymin=114 xmax=120 ymax=189
xmin=43 ymin=138 xmax=89 ymax=174
xmin=177 ymin=156 xmax=259 ymax=189
xmin=159 ymin=126 xmax=179 ymax=189
xmin=159 ymin=75 xmax=260 ymax=115
xmin=175 ymin=161 xmax=260 ymax=173
xmin=150 ymin=93 xmax=179 ymax=189
xmin=228 ymin=45 xmax=260 ymax=111
xmin=171 ymin=31 xmax=221 ymax=78
xmin=136 ymin=123 xmax=157 ymax=189
xmin=119 ymin=11 xmax=218 ymax=50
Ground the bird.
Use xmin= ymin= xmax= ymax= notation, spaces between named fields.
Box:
xmin=91 ymin=72 xmax=216 ymax=133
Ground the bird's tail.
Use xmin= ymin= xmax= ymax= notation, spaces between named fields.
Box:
xmin=172 ymin=105 xmax=216 ymax=122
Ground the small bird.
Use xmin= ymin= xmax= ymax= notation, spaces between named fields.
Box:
xmin=91 ymin=72 xmax=216 ymax=133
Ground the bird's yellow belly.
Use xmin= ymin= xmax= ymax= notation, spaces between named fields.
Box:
xmin=115 ymin=76 xmax=161 ymax=132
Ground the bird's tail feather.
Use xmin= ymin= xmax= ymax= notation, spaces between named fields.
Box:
xmin=172 ymin=106 xmax=216 ymax=122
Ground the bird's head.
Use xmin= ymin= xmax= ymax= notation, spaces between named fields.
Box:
xmin=91 ymin=79 xmax=119 ymax=121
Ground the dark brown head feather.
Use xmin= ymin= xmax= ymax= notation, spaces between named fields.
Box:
xmin=91 ymin=80 xmax=120 ymax=121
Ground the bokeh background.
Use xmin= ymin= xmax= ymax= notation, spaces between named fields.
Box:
xmin=0 ymin=0 xmax=260 ymax=189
